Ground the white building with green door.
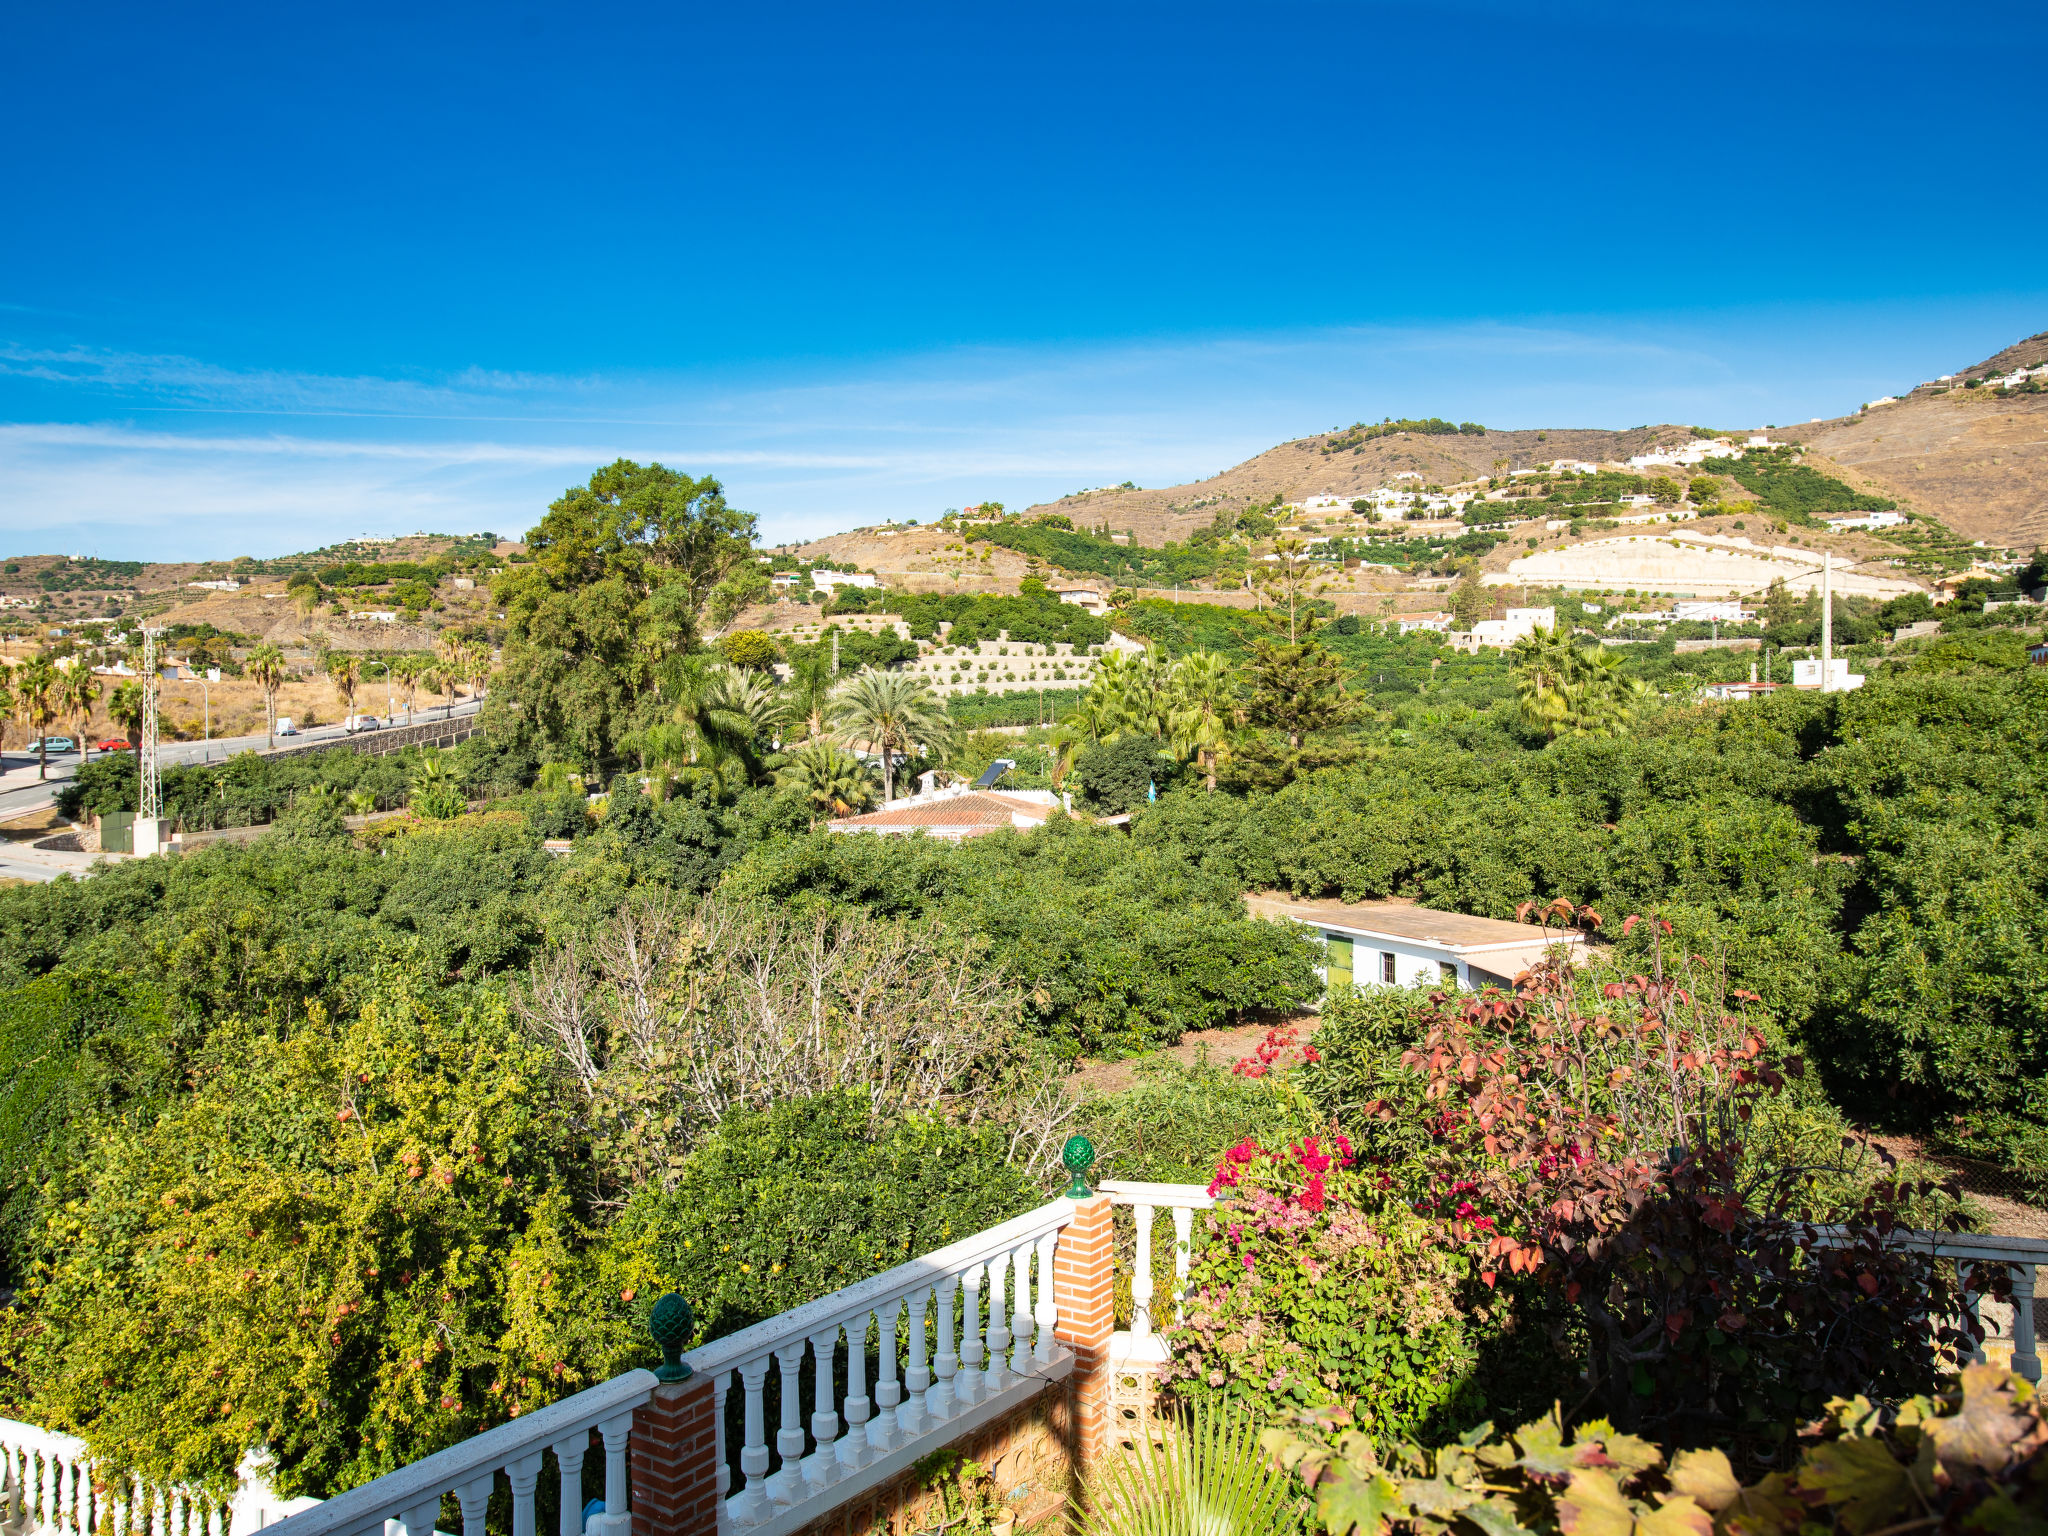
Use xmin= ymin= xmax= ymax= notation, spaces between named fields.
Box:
xmin=1245 ymin=892 xmax=1588 ymax=1001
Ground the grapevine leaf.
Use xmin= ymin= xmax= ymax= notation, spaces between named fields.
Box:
xmin=1405 ymin=1476 xmax=1479 ymax=1521
xmin=1666 ymin=1449 xmax=1740 ymax=1513
xmin=1794 ymin=1436 xmax=1911 ymax=1534
xmin=1462 ymin=1499 xmax=1540 ymax=1536
xmin=1720 ymin=1473 xmax=1804 ymax=1536
xmin=1506 ymin=1417 xmax=1579 ymax=1481
xmin=1557 ymin=1469 xmax=1636 ymax=1536
xmin=1578 ymin=1432 xmax=1663 ymax=1479
xmin=1636 ymin=1496 xmax=1714 ymax=1536
xmin=1922 ymin=1364 xmax=2029 ymax=1475
xmin=1964 ymin=1487 xmax=2048 ymax=1536
xmin=1316 ymin=1467 xmax=1407 ymax=1536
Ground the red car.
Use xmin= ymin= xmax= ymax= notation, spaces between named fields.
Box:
xmin=96 ymin=739 xmax=134 ymax=752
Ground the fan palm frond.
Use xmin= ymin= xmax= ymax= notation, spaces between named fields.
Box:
xmin=1073 ymin=1407 xmax=1305 ymax=1536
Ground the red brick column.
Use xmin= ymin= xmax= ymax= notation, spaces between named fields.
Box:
xmin=1053 ymin=1194 xmax=1117 ymax=1469
xmin=631 ymin=1375 xmax=721 ymax=1536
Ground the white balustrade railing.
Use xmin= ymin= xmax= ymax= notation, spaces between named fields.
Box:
xmin=1099 ymin=1181 xmax=1212 ymax=1366
xmin=0 ymin=1420 xmax=315 ymax=1536
xmin=1815 ymin=1227 xmax=2048 ymax=1383
xmin=692 ymin=1197 xmax=1079 ymax=1536
xmin=211 ymin=1370 xmax=656 ymax=1536
xmin=258 ymin=1196 xmax=1083 ymax=1536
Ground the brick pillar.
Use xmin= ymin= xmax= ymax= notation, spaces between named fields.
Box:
xmin=1053 ymin=1194 xmax=1117 ymax=1469
xmin=631 ymin=1375 xmax=721 ymax=1536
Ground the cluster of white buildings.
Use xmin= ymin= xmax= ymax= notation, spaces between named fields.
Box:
xmin=1446 ymin=606 xmax=1557 ymax=653
xmin=1821 ymin=510 xmax=1908 ymax=532
xmin=1624 ymin=435 xmax=1768 ymax=472
xmin=1981 ymin=364 xmax=2048 ymax=390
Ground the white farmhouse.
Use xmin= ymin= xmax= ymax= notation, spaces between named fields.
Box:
xmin=1247 ymin=893 xmax=1588 ymax=997
xmin=812 ymin=570 xmax=879 ymax=596
xmin=1447 ymin=606 xmax=1556 ymax=652
xmin=1791 ymin=658 xmax=1864 ymax=691
xmin=1050 ymin=585 xmax=1109 ymax=616
xmin=1396 ymin=611 xmax=1451 ymax=634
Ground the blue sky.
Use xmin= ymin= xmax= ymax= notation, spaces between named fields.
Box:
xmin=2 ymin=1 xmax=2042 ymax=560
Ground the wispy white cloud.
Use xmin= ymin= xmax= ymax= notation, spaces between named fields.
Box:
xmin=3 ymin=299 xmax=2040 ymax=560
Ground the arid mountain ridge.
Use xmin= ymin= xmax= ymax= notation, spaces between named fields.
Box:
xmin=1010 ymin=330 xmax=2048 ymax=552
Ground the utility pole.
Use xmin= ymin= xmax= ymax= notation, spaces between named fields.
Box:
xmin=140 ymin=626 xmax=161 ymax=826
xmin=1820 ymin=551 xmax=1834 ymax=692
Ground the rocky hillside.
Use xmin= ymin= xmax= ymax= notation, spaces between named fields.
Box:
xmin=1012 ymin=330 xmax=2048 ymax=553
xmin=1022 ymin=424 xmax=1698 ymax=546
xmin=1761 ymin=331 xmax=2048 ymax=548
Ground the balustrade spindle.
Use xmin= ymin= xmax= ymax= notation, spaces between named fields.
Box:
xmin=550 ymin=1431 xmax=588 ymax=1536
xmin=1010 ymin=1244 xmax=1034 ymax=1375
xmin=506 ymin=1451 xmax=544 ymax=1536
xmin=985 ymin=1254 xmax=1012 ymax=1392
xmin=838 ymin=1315 xmax=872 ymax=1470
xmin=455 ymin=1473 xmax=494 ymax=1536
xmin=802 ymin=1327 xmax=842 ymax=1490
xmin=928 ymin=1274 xmax=960 ymax=1421
xmin=711 ymin=1371 xmax=732 ymax=1536
xmin=1034 ymin=1233 xmax=1059 ymax=1363
xmin=1171 ymin=1206 xmax=1195 ymax=1323
xmin=2017 ymin=1264 xmax=2043 ymax=1384
xmin=398 ymin=1495 xmax=440 ymax=1536
xmin=1130 ymin=1203 xmax=1156 ymax=1339
xmin=957 ymin=1265 xmax=985 ymax=1406
xmin=598 ymin=1411 xmax=633 ymax=1536
xmin=735 ymin=1356 xmax=773 ymax=1523
xmin=869 ymin=1299 xmax=904 ymax=1452
xmin=769 ymin=1343 xmax=808 ymax=1504
xmin=900 ymin=1291 xmax=930 ymax=1436
xmin=559 ymin=1433 xmax=595 ymax=1536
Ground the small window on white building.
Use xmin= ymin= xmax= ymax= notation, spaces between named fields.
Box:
xmin=1380 ymin=951 xmax=1396 ymax=984
xmin=1440 ymin=962 xmax=1458 ymax=984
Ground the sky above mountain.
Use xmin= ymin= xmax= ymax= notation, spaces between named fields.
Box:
xmin=2 ymin=0 xmax=2042 ymax=560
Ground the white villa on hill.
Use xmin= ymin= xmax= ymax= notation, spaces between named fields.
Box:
xmin=1246 ymin=893 xmax=1587 ymax=996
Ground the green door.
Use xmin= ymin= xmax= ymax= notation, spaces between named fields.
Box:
xmin=1324 ymin=932 xmax=1353 ymax=998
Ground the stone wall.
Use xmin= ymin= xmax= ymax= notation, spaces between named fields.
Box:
xmin=790 ymin=1380 xmax=1077 ymax=1536
xmin=267 ymin=714 xmax=480 ymax=761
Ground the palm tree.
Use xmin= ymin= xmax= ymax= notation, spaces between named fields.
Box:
xmin=327 ymin=653 xmax=361 ymax=718
xmin=392 ymin=654 xmax=425 ymax=723
xmin=435 ymin=633 xmax=466 ymax=713
xmin=107 ymin=680 xmax=145 ymax=750
xmin=15 ymin=657 xmax=59 ymax=780
xmin=0 ymin=665 xmax=15 ymax=760
xmin=1048 ymin=684 xmax=1119 ymax=787
xmin=702 ymin=666 xmax=791 ymax=747
xmin=777 ymin=739 xmax=880 ymax=826
xmin=247 ymin=644 xmax=287 ymax=749
xmin=829 ymin=667 xmax=947 ymax=804
xmin=60 ymin=666 xmax=103 ymax=761
xmin=785 ymin=643 xmax=836 ymax=742
xmin=461 ymin=642 xmax=492 ymax=705
xmin=1561 ymin=647 xmax=1635 ymax=738
xmin=1509 ymin=626 xmax=1577 ymax=739
xmin=1167 ymin=648 xmax=1239 ymax=791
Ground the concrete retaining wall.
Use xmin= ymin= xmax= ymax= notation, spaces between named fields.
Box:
xmin=269 ymin=715 xmax=480 ymax=761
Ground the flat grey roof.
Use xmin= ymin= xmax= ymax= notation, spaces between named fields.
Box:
xmin=1244 ymin=892 xmax=1588 ymax=955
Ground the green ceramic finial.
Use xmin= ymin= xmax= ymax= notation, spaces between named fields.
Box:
xmin=649 ymin=1293 xmax=695 ymax=1382
xmin=1061 ymin=1134 xmax=1096 ymax=1199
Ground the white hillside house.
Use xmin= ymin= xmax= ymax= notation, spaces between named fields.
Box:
xmin=1246 ymin=893 xmax=1588 ymax=996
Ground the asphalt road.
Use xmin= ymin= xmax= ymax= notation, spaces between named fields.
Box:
xmin=0 ymin=699 xmax=483 ymax=835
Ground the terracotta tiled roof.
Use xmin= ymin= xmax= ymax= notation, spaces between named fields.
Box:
xmin=1244 ymin=891 xmax=1588 ymax=955
xmin=827 ymin=790 xmax=1068 ymax=835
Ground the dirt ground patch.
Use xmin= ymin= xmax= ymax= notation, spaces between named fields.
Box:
xmin=1066 ymin=1013 xmax=1316 ymax=1098
xmin=0 ymin=806 xmax=67 ymax=842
